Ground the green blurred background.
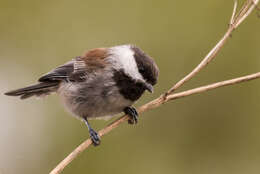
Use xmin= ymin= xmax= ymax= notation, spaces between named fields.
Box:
xmin=1 ymin=0 xmax=260 ymax=174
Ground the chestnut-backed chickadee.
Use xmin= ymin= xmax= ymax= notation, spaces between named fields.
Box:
xmin=5 ymin=45 xmax=159 ymax=146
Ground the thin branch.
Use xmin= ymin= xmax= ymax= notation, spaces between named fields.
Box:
xmin=164 ymin=27 xmax=232 ymax=97
xmin=165 ymin=72 xmax=260 ymax=102
xmin=50 ymin=72 xmax=260 ymax=174
xmin=49 ymin=1 xmax=259 ymax=174
xmin=255 ymin=1 xmax=260 ymax=17
xmin=164 ymin=0 xmax=259 ymax=97
xmin=230 ymin=0 xmax=238 ymax=25
xmin=234 ymin=0 xmax=259 ymax=28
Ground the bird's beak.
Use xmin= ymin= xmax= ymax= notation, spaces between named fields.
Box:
xmin=144 ymin=83 xmax=154 ymax=93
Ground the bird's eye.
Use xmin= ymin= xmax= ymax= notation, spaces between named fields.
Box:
xmin=139 ymin=67 xmax=145 ymax=73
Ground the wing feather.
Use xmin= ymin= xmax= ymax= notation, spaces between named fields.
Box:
xmin=39 ymin=48 xmax=109 ymax=83
xmin=38 ymin=57 xmax=87 ymax=83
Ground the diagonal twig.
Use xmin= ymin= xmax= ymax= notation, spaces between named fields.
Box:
xmin=230 ymin=0 xmax=238 ymax=25
xmin=49 ymin=1 xmax=260 ymax=174
xmin=50 ymin=71 xmax=260 ymax=174
xmin=164 ymin=0 xmax=259 ymax=97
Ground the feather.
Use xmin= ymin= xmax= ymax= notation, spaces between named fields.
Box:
xmin=4 ymin=82 xmax=59 ymax=99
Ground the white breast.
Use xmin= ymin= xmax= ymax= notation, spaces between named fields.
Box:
xmin=107 ymin=45 xmax=143 ymax=81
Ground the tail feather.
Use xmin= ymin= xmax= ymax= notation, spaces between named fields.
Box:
xmin=5 ymin=82 xmax=59 ymax=99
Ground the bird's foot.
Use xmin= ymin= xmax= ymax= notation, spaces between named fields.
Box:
xmin=89 ymin=128 xmax=101 ymax=146
xmin=84 ymin=118 xmax=101 ymax=146
xmin=124 ymin=106 xmax=138 ymax=124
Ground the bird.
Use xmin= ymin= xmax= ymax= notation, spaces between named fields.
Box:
xmin=5 ymin=44 xmax=159 ymax=146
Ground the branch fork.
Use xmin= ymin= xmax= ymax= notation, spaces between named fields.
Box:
xmin=50 ymin=1 xmax=260 ymax=174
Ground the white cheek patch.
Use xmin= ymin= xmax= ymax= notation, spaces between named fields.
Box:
xmin=108 ymin=45 xmax=143 ymax=81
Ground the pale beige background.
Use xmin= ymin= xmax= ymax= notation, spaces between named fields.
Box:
xmin=1 ymin=1 xmax=260 ymax=174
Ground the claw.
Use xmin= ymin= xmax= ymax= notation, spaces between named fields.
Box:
xmin=84 ymin=118 xmax=101 ymax=146
xmin=124 ymin=106 xmax=139 ymax=125
xmin=89 ymin=128 xmax=101 ymax=146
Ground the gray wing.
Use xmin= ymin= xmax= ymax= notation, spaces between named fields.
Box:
xmin=5 ymin=57 xmax=88 ymax=100
xmin=38 ymin=57 xmax=87 ymax=83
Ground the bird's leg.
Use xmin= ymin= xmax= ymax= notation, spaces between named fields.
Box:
xmin=83 ymin=117 xmax=101 ymax=146
xmin=124 ymin=106 xmax=139 ymax=124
